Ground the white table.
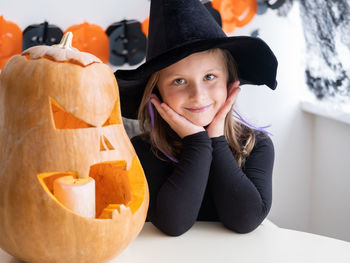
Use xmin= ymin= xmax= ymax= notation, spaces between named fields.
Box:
xmin=1 ymin=220 xmax=350 ymax=263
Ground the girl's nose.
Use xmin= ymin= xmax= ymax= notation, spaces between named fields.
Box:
xmin=188 ymin=81 xmax=205 ymax=101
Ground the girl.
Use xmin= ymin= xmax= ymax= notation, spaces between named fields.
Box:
xmin=115 ymin=0 xmax=277 ymax=236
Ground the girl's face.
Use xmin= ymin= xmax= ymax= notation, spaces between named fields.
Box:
xmin=157 ymin=49 xmax=228 ymax=127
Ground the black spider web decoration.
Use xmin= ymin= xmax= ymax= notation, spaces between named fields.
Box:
xmin=299 ymin=0 xmax=350 ymax=103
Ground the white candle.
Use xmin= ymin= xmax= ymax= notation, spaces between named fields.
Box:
xmin=53 ymin=176 xmax=95 ymax=218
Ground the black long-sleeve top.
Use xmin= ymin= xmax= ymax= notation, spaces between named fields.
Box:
xmin=131 ymin=131 xmax=274 ymax=236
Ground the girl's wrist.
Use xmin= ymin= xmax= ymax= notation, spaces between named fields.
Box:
xmin=208 ymin=132 xmax=224 ymax=138
xmin=206 ymin=126 xmax=224 ymax=138
xmin=182 ymin=130 xmax=209 ymax=140
xmin=179 ymin=127 xmax=205 ymax=139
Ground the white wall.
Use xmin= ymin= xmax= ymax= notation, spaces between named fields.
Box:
xmin=235 ymin=3 xmax=350 ymax=242
xmin=309 ymin=115 xmax=350 ymax=242
xmin=0 ymin=0 xmax=150 ymax=31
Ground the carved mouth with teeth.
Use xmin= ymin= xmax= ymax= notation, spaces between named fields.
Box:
xmin=38 ymin=158 xmax=145 ymax=219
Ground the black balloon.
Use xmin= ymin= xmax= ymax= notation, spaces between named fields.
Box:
xmin=22 ymin=21 xmax=63 ymax=50
xmin=267 ymin=0 xmax=286 ymax=9
xmin=106 ymin=20 xmax=147 ymax=66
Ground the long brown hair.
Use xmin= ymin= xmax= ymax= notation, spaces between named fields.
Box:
xmin=138 ymin=48 xmax=259 ymax=167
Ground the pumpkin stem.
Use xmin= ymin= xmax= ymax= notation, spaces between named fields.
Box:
xmin=53 ymin=32 xmax=78 ymax=51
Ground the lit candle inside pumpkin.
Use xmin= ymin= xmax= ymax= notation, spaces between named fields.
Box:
xmin=53 ymin=176 xmax=95 ymax=218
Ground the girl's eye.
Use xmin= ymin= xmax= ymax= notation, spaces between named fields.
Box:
xmin=204 ymin=74 xmax=215 ymax=81
xmin=173 ymin=78 xmax=185 ymax=85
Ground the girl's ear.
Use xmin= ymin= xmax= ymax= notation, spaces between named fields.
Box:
xmin=153 ymin=87 xmax=163 ymax=102
xmin=227 ymin=81 xmax=234 ymax=90
xmin=227 ymin=80 xmax=240 ymax=94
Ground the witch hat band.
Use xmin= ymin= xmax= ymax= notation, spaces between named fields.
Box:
xmin=115 ymin=0 xmax=278 ymax=119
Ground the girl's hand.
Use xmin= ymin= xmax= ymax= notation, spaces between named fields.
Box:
xmin=206 ymin=81 xmax=241 ymax=138
xmin=150 ymin=94 xmax=205 ymax=139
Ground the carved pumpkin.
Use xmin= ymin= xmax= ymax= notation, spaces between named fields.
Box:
xmin=65 ymin=22 xmax=109 ymax=63
xmin=0 ymin=32 xmax=149 ymax=263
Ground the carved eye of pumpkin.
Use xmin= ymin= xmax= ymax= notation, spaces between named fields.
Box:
xmin=50 ymin=97 xmax=119 ymax=129
xmin=50 ymin=97 xmax=94 ymax=129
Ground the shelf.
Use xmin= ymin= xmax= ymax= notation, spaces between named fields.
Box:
xmin=300 ymin=100 xmax=350 ymax=125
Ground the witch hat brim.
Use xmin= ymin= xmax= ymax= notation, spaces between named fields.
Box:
xmin=115 ymin=0 xmax=278 ymax=119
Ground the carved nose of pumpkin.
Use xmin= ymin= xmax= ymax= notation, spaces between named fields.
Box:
xmin=100 ymin=135 xmax=115 ymax=151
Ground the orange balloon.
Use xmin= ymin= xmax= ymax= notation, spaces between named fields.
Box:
xmin=0 ymin=16 xmax=22 ymax=69
xmin=212 ymin=0 xmax=257 ymax=33
xmin=141 ymin=17 xmax=149 ymax=38
xmin=65 ymin=22 xmax=109 ymax=63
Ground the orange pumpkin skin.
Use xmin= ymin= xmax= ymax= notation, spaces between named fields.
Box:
xmin=0 ymin=33 xmax=149 ymax=263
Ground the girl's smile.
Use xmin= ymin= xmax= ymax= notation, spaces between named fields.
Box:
xmin=184 ymin=103 xmax=213 ymax=113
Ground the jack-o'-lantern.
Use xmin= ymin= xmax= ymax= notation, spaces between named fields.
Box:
xmin=65 ymin=22 xmax=109 ymax=63
xmin=0 ymin=16 xmax=22 ymax=69
xmin=0 ymin=32 xmax=149 ymax=263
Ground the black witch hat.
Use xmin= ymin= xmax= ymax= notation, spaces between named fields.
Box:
xmin=115 ymin=0 xmax=278 ymax=119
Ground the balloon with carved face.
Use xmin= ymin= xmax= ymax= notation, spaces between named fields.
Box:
xmin=106 ymin=20 xmax=147 ymax=66
xmin=212 ymin=0 xmax=257 ymax=33
xmin=0 ymin=16 xmax=22 ymax=69
xmin=22 ymin=21 xmax=63 ymax=50
xmin=0 ymin=32 xmax=149 ymax=263
xmin=65 ymin=22 xmax=109 ymax=64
